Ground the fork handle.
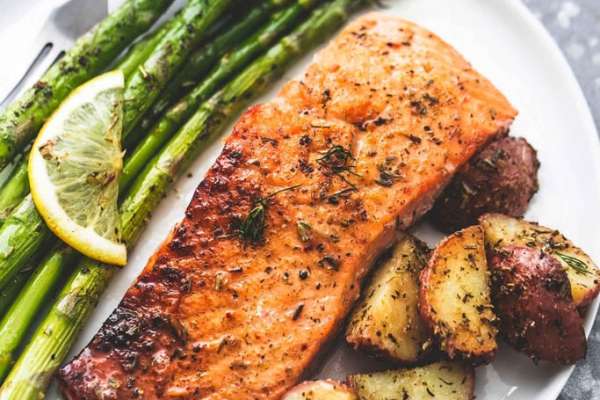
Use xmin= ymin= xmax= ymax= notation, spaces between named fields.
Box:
xmin=0 ymin=0 xmax=175 ymax=171
xmin=0 ymin=44 xmax=65 ymax=109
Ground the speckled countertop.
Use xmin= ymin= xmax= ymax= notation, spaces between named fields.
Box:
xmin=522 ymin=1 xmax=600 ymax=399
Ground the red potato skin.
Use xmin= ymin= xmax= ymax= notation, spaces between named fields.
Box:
xmin=430 ymin=137 xmax=540 ymax=232
xmin=478 ymin=213 xmax=600 ymax=309
xmin=489 ymin=245 xmax=586 ymax=364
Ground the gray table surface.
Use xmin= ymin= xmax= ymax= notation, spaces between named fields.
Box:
xmin=522 ymin=1 xmax=600 ymax=398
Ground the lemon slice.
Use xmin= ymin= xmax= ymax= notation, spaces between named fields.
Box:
xmin=29 ymin=70 xmax=126 ymax=266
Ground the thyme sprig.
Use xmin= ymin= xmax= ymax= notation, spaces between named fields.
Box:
xmin=556 ymin=252 xmax=591 ymax=276
xmin=239 ymin=185 xmax=301 ymax=245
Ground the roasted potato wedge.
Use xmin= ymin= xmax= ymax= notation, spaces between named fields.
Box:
xmin=479 ymin=213 xmax=600 ymax=307
xmin=346 ymin=234 xmax=431 ymax=363
xmin=419 ymin=225 xmax=498 ymax=362
xmin=430 ymin=137 xmax=540 ymax=232
xmin=283 ymin=380 xmax=357 ymax=400
xmin=489 ymin=245 xmax=586 ymax=364
xmin=348 ymin=361 xmax=474 ymax=400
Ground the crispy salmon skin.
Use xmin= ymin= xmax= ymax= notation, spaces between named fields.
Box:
xmin=59 ymin=14 xmax=516 ymax=400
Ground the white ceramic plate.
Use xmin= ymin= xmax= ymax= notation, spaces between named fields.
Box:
xmin=39 ymin=0 xmax=600 ymax=398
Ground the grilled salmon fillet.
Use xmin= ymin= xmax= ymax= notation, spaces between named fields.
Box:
xmin=59 ymin=14 xmax=516 ymax=399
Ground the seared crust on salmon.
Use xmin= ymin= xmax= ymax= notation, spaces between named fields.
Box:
xmin=59 ymin=14 xmax=516 ymax=400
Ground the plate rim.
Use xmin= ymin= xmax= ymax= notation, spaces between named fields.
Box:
xmin=34 ymin=0 xmax=600 ymax=398
xmin=483 ymin=0 xmax=600 ymax=397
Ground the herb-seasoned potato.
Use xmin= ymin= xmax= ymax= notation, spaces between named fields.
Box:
xmin=430 ymin=137 xmax=540 ymax=232
xmin=419 ymin=225 xmax=498 ymax=363
xmin=283 ymin=380 xmax=357 ymax=400
xmin=489 ymin=245 xmax=586 ymax=364
xmin=348 ymin=361 xmax=474 ymax=400
xmin=479 ymin=213 xmax=600 ymax=307
xmin=346 ymin=234 xmax=431 ymax=363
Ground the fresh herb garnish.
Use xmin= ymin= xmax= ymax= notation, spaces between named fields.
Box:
xmin=239 ymin=185 xmax=301 ymax=244
xmin=296 ymin=221 xmax=312 ymax=242
xmin=317 ymin=145 xmax=356 ymax=174
xmin=239 ymin=201 xmax=267 ymax=244
xmin=317 ymin=144 xmax=360 ymax=196
xmin=556 ymin=252 xmax=591 ymax=276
